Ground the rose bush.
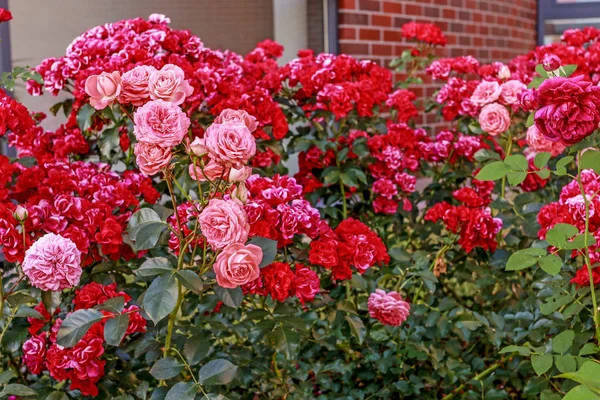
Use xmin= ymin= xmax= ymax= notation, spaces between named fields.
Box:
xmin=1 ymin=12 xmax=600 ymax=400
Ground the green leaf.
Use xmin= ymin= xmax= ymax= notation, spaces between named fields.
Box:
xmin=538 ymin=254 xmax=562 ymax=276
xmin=149 ymin=357 xmax=184 ymax=380
xmin=580 ymin=150 xmax=600 ymax=173
xmin=507 ymin=171 xmax=528 ymax=186
xmin=14 ymin=307 xmax=44 ymax=319
xmin=99 ymin=127 xmax=119 ymax=159
xmin=556 ymin=156 xmax=575 ymax=170
xmin=345 ymin=315 xmax=366 ymax=344
xmin=57 ymin=309 xmax=104 ymax=348
xmin=474 ymin=149 xmax=501 ymax=162
xmin=498 ymin=345 xmax=531 ymax=356
xmin=531 ymin=354 xmax=553 ymax=376
xmin=552 ymin=329 xmax=575 ymax=354
xmin=534 ymin=152 xmax=552 ymax=169
xmin=198 ymin=359 xmax=238 ymax=386
xmin=127 ymin=208 xmax=167 ymax=251
xmin=535 ymin=63 xmax=549 ymax=78
xmin=505 ymin=154 xmax=528 ymax=171
xmin=213 ymin=285 xmax=243 ymax=308
xmin=505 ymin=248 xmax=546 ymax=271
xmin=562 ymin=64 xmax=578 ymax=77
xmin=95 ymin=296 xmax=125 ymax=313
xmin=475 ymin=161 xmax=510 ymax=181
xmin=184 ymin=335 xmax=211 ymax=366
xmin=322 ymin=167 xmax=340 ymax=186
xmin=526 ymin=112 xmax=535 ymax=127
xmin=0 ymin=384 xmax=38 ymax=398
xmin=76 ymin=103 xmax=96 ymax=131
xmin=535 ymin=169 xmax=551 ymax=179
xmin=248 ymin=236 xmax=278 ymax=268
xmin=165 ymin=382 xmax=197 ymax=400
xmin=0 ymin=370 xmax=15 ymax=385
xmin=557 ymin=361 xmax=600 ymax=394
xmin=579 ymin=343 xmax=599 ymax=356
xmin=143 ymin=273 xmax=178 ymax=324
xmin=136 ymin=257 xmax=174 ymax=277
xmin=6 ymin=292 xmax=37 ymax=307
xmin=269 ymin=326 xmax=300 ymax=359
xmin=176 ymin=270 xmax=204 ymax=294
xmin=555 ymin=355 xmax=577 ymax=373
xmin=562 ymin=385 xmax=599 ymax=400
xmin=528 ymin=76 xmax=545 ymax=89
xmin=45 ymin=391 xmax=69 ymax=400
xmin=546 ymin=223 xmax=579 ymax=249
xmin=104 ymin=314 xmax=130 ymax=346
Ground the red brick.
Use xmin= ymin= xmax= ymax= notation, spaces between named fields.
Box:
xmin=359 ymin=28 xmax=381 ymax=41
xmin=339 ymin=43 xmax=369 ymax=54
xmin=383 ymin=29 xmax=403 ymax=42
xmin=359 ymin=0 xmax=380 ymax=11
xmin=339 ymin=12 xmax=369 ymax=25
xmin=382 ymin=1 xmax=403 ymax=14
xmin=443 ymin=9 xmax=456 ymax=19
xmin=339 ymin=0 xmax=356 ymax=10
xmin=405 ymin=4 xmax=422 ymax=15
xmin=372 ymin=14 xmax=392 ymax=26
xmin=372 ymin=44 xmax=393 ymax=56
xmin=339 ymin=27 xmax=356 ymax=40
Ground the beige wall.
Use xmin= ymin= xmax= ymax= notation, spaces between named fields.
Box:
xmin=8 ymin=0 xmax=274 ymax=122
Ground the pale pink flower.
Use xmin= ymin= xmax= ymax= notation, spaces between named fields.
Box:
xmin=368 ymin=289 xmax=411 ymax=326
xmin=148 ymin=64 xmax=194 ymax=105
xmin=22 ymin=233 xmax=82 ymax=291
xmin=133 ymin=100 xmax=190 ymax=147
xmin=199 ymin=198 xmax=250 ymax=249
xmin=213 ymin=243 xmax=262 ymax=288
xmin=188 ymin=137 xmax=208 ymax=156
xmin=471 ymin=80 xmax=501 ymax=107
xmin=229 ymin=166 xmax=252 ymax=183
xmin=119 ymin=65 xmax=156 ymax=106
xmin=204 ymin=122 xmax=256 ymax=168
xmin=189 ymin=160 xmax=227 ymax=182
xmin=84 ymin=71 xmax=121 ymax=110
xmin=499 ymin=80 xmax=527 ymax=106
xmin=214 ymin=109 xmax=258 ymax=133
xmin=478 ymin=103 xmax=510 ymax=136
xmin=526 ymin=125 xmax=565 ymax=157
xmin=134 ymin=142 xmax=172 ymax=176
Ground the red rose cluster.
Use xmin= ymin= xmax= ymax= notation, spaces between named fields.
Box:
xmin=280 ymin=52 xmax=392 ymax=119
xmin=244 ymin=174 xmax=322 ymax=246
xmin=425 ymin=183 xmax=502 ymax=253
xmin=385 ymin=89 xmax=419 ymax=123
xmin=0 ymin=160 xmax=158 ymax=264
xmin=401 ymin=22 xmax=447 ymax=46
xmin=426 ymin=56 xmax=480 ymax=80
xmin=243 ymin=262 xmax=320 ymax=304
xmin=309 ymin=218 xmax=389 ymax=281
xmin=22 ymin=283 xmax=145 ymax=396
xmin=537 ymin=169 xmax=600 ymax=286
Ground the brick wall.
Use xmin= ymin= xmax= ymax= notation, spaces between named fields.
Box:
xmin=338 ymin=0 xmax=538 ymax=126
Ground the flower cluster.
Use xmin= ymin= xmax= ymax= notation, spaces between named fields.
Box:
xmin=22 ymin=284 xmax=145 ymax=396
xmin=426 ymin=56 xmax=480 ymax=80
xmin=309 ymin=218 xmax=389 ymax=281
xmin=401 ymin=22 xmax=447 ymax=46
xmin=368 ymin=289 xmax=411 ymax=326
xmin=425 ymin=183 xmax=502 ymax=253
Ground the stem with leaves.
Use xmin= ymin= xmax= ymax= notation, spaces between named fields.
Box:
xmin=442 ymin=358 xmax=505 ymax=400
xmin=500 ymin=130 xmax=514 ymax=199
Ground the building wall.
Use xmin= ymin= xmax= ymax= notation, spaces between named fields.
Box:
xmin=338 ymin=0 xmax=538 ymax=125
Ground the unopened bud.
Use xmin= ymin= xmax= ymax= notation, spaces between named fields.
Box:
xmin=14 ymin=205 xmax=28 ymax=222
xmin=231 ymin=184 xmax=248 ymax=204
xmin=542 ymin=54 xmax=561 ymax=72
xmin=229 ymin=166 xmax=252 ymax=183
xmin=498 ymin=65 xmax=510 ymax=80
xmin=188 ymin=137 xmax=208 ymax=156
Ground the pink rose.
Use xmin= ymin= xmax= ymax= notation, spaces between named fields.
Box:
xmin=229 ymin=166 xmax=252 ymax=183
xmin=204 ymin=122 xmax=256 ymax=168
xmin=526 ymin=125 xmax=565 ymax=157
xmin=499 ymin=80 xmax=527 ymax=106
xmin=148 ymin=64 xmax=194 ymax=105
xmin=213 ymin=243 xmax=262 ymax=288
xmin=542 ymin=54 xmax=561 ymax=71
xmin=133 ymin=100 xmax=190 ymax=147
xmin=368 ymin=289 xmax=411 ymax=326
xmin=189 ymin=160 xmax=227 ymax=182
xmin=84 ymin=71 xmax=121 ymax=110
xmin=498 ymin=65 xmax=511 ymax=80
xmin=292 ymin=265 xmax=320 ymax=304
xmin=22 ymin=233 xmax=82 ymax=291
xmin=471 ymin=80 xmax=501 ymax=107
xmin=199 ymin=198 xmax=250 ymax=249
xmin=188 ymin=137 xmax=208 ymax=156
xmin=134 ymin=142 xmax=172 ymax=176
xmin=214 ymin=109 xmax=258 ymax=133
xmin=478 ymin=103 xmax=510 ymax=136
xmin=231 ymin=184 xmax=248 ymax=203
xmin=22 ymin=333 xmax=47 ymax=374
xmin=119 ymin=65 xmax=156 ymax=106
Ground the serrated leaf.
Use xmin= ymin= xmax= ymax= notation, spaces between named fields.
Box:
xmin=555 ymin=355 xmax=577 ymax=373
xmin=14 ymin=307 xmax=44 ymax=319
xmin=579 ymin=343 xmax=599 ymax=356
xmin=345 ymin=315 xmax=366 ymax=344
xmin=198 ymin=359 xmax=238 ymax=386
xmin=580 ymin=149 xmax=600 ymax=173
xmin=557 ymin=361 xmax=600 ymax=394
xmin=552 ymin=330 xmax=575 ymax=354
xmin=213 ymin=285 xmax=243 ymax=308
xmin=6 ymin=292 xmax=37 ymax=307
xmin=268 ymin=326 xmax=300 ymax=359
xmin=76 ymin=103 xmax=96 ymax=131
xmin=534 ymin=152 xmax=552 ymax=169
xmin=95 ymin=296 xmax=125 ymax=313
xmin=104 ymin=314 xmax=130 ymax=346
xmin=136 ymin=257 xmax=174 ymax=277
xmin=184 ymin=335 xmax=211 ymax=366
xmin=149 ymin=357 xmax=183 ymax=380
xmin=531 ymin=354 xmax=553 ymax=375
xmin=505 ymin=154 xmax=528 ymax=171
xmin=45 ymin=391 xmax=69 ymax=400
xmin=57 ymin=309 xmax=104 ymax=348
xmin=538 ymin=254 xmax=562 ymax=276
xmin=498 ymin=345 xmax=531 ymax=356
xmin=562 ymin=385 xmax=599 ymax=400
xmin=506 ymin=248 xmax=546 ymax=271
xmin=165 ymin=382 xmax=197 ymax=400
xmin=0 ymin=370 xmax=15 ymax=385
xmin=176 ymin=270 xmax=204 ymax=294
xmin=248 ymin=237 xmax=277 ymax=268
xmin=526 ymin=112 xmax=535 ymax=127
xmin=0 ymin=384 xmax=38 ymax=398
xmin=475 ymin=161 xmax=510 ymax=181
xmin=562 ymin=64 xmax=578 ymax=77
xmin=507 ymin=171 xmax=528 ymax=185
xmin=535 ymin=169 xmax=551 ymax=179
xmin=143 ymin=273 xmax=178 ymax=324
xmin=557 ymin=156 xmax=575 ymax=169
xmin=127 ymin=208 xmax=167 ymax=251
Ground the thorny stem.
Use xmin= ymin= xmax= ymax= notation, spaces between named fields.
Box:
xmin=577 ymin=150 xmax=600 ymax=343
xmin=442 ymin=358 xmax=506 ymax=400
xmin=500 ymin=130 xmax=514 ymax=199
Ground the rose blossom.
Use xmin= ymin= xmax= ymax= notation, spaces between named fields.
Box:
xmin=499 ymin=80 xmax=527 ymax=106
xmin=204 ymin=121 xmax=256 ymax=168
xmin=189 ymin=160 xmax=226 ymax=182
xmin=199 ymin=198 xmax=250 ymax=249
xmin=22 ymin=233 xmax=82 ymax=291
xmin=498 ymin=65 xmax=510 ymax=80
xmin=229 ymin=166 xmax=252 ymax=183
xmin=188 ymin=137 xmax=208 ymax=156
xmin=478 ymin=103 xmax=510 ymax=136
xmin=22 ymin=333 xmax=47 ymax=374
xmin=534 ymin=75 xmax=600 ymax=145
xmin=119 ymin=65 xmax=156 ymax=106
xmin=526 ymin=125 xmax=565 ymax=157
xmin=368 ymin=289 xmax=411 ymax=326
xmin=292 ymin=265 xmax=320 ymax=304
xmin=542 ymin=54 xmax=561 ymax=72
xmin=84 ymin=71 xmax=121 ymax=110
xmin=214 ymin=109 xmax=258 ymax=133
xmin=134 ymin=142 xmax=172 ymax=176
xmin=471 ymin=80 xmax=502 ymax=107
xmin=148 ymin=64 xmax=194 ymax=105
xmin=0 ymin=8 xmax=12 ymax=22
xmin=231 ymin=184 xmax=249 ymax=203
xmin=133 ymin=99 xmax=190 ymax=147
xmin=213 ymin=243 xmax=262 ymax=288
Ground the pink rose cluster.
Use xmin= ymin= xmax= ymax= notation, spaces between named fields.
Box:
xmin=368 ymin=289 xmax=411 ymax=326
xmin=22 ymin=233 xmax=82 ymax=291
xmin=471 ymin=79 xmax=525 ymax=136
xmin=522 ymin=75 xmax=600 ymax=145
